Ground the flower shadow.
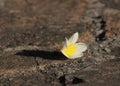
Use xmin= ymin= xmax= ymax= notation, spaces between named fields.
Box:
xmin=16 ymin=50 xmax=67 ymax=60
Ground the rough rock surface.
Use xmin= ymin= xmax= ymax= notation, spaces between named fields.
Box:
xmin=0 ymin=0 xmax=120 ymax=86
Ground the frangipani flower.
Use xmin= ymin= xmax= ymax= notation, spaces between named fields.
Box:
xmin=61 ymin=32 xmax=87 ymax=59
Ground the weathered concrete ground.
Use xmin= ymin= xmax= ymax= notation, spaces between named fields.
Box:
xmin=0 ymin=0 xmax=120 ymax=86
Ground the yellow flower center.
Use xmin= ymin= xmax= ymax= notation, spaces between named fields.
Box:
xmin=63 ymin=43 xmax=77 ymax=57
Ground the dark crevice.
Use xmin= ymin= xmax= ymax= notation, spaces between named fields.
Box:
xmin=59 ymin=75 xmax=66 ymax=86
xmin=92 ymin=16 xmax=106 ymax=42
xmin=95 ymin=30 xmax=107 ymax=42
xmin=72 ymin=77 xmax=85 ymax=84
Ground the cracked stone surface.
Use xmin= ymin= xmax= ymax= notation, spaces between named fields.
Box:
xmin=0 ymin=0 xmax=120 ymax=86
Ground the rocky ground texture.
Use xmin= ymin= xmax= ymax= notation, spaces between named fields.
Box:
xmin=0 ymin=0 xmax=120 ymax=86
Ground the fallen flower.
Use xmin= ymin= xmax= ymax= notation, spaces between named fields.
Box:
xmin=61 ymin=32 xmax=87 ymax=59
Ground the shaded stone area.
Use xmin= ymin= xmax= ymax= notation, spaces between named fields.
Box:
xmin=0 ymin=0 xmax=120 ymax=86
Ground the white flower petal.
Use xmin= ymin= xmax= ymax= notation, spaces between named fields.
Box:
xmin=68 ymin=32 xmax=78 ymax=44
xmin=70 ymin=52 xmax=83 ymax=59
xmin=76 ymin=42 xmax=87 ymax=52
xmin=65 ymin=37 xmax=68 ymax=45
xmin=75 ymin=53 xmax=83 ymax=58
